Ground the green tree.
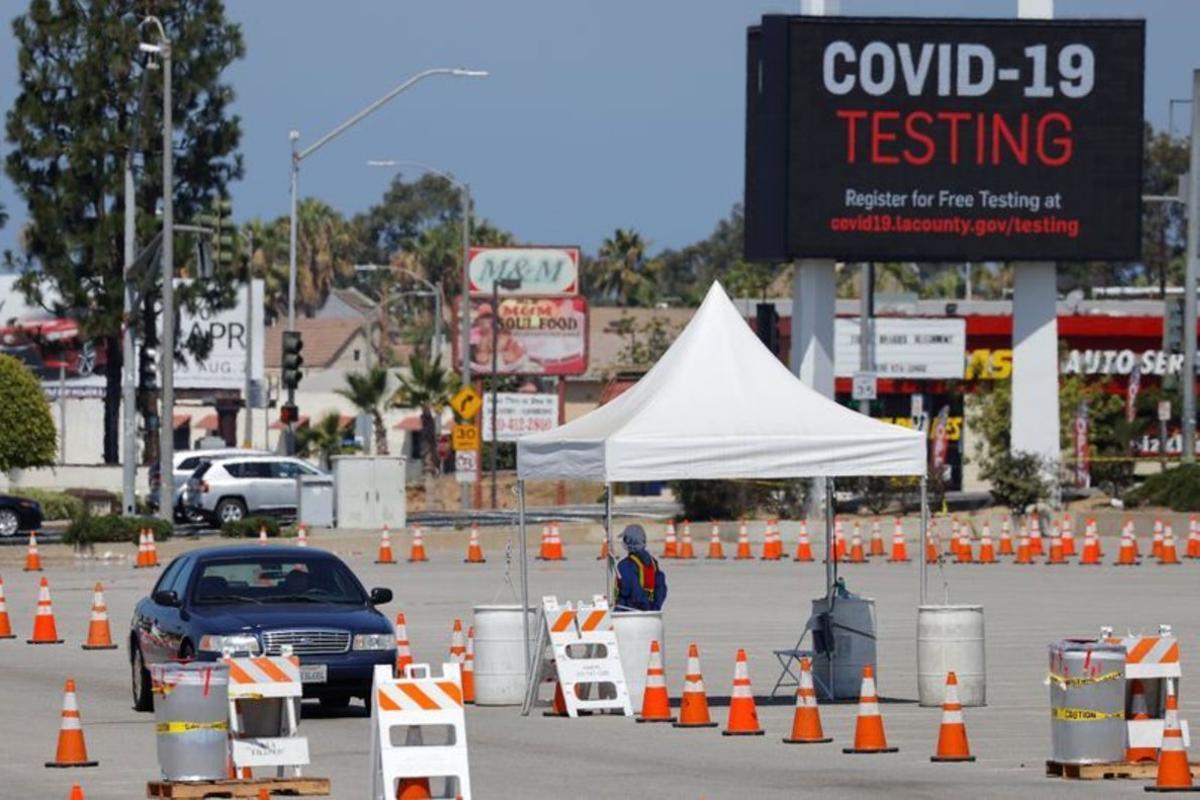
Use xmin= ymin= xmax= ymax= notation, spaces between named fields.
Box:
xmin=337 ymin=367 xmax=391 ymax=455
xmin=295 ymin=412 xmax=352 ymax=470
xmin=391 ymin=353 xmax=458 ymax=499
xmin=294 ymin=198 xmax=355 ymax=316
xmin=243 ymin=217 xmax=289 ymax=324
xmin=594 ymin=228 xmax=659 ymax=306
xmin=611 ymin=313 xmax=679 ymax=373
xmin=0 ymin=354 xmax=57 ymax=472
xmin=4 ymin=0 xmax=244 ymax=463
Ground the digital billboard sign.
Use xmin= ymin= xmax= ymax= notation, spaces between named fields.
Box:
xmin=745 ymin=16 xmax=1145 ymax=261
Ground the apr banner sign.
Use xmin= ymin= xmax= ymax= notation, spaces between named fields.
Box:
xmin=745 ymin=16 xmax=1144 ymax=261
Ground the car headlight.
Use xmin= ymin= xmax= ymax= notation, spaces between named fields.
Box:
xmin=353 ymin=633 xmax=396 ymax=651
xmin=198 ymin=633 xmax=261 ymax=655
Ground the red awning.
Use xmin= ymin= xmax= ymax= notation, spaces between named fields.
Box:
xmin=171 ymin=413 xmax=191 ymax=429
xmin=393 ymin=415 xmax=423 ymax=432
xmin=195 ymin=414 xmax=219 ymax=432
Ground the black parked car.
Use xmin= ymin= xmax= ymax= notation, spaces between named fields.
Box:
xmin=129 ymin=545 xmax=395 ymax=711
xmin=0 ymin=494 xmax=43 ymax=537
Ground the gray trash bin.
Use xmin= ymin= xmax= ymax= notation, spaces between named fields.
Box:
xmin=1048 ymin=640 xmax=1126 ymax=764
xmin=152 ymin=662 xmax=230 ymax=781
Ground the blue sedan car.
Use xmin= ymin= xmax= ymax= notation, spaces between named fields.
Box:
xmin=129 ymin=545 xmax=395 ymax=711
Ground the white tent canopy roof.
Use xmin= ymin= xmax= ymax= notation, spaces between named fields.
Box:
xmin=517 ymin=282 xmax=926 ymax=482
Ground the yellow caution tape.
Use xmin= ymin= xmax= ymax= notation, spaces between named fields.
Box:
xmin=1047 ymin=670 xmax=1123 ymax=688
xmin=155 ymin=720 xmax=230 ymax=735
xmin=1051 ymin=707 xmax=1125 ymax=722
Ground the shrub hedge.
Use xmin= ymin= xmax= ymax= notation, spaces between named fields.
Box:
xmin=63 ymin=514 xmax=174 ymax=546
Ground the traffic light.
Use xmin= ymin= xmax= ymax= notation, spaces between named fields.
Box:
xmin=1164 ymin=297 xmax=1185 ymax=355
xmin=279 ymin=402 xmax=300 ymax=424
xmin=138 ymin=344 xmax=158 ymax=391
xmin=282 ymin=330 xmax=304 ymax=390
xmin=215 ymin=197 xmax=235 ymax=270
xmin=756 ymin=302 xmax=780 ymax=357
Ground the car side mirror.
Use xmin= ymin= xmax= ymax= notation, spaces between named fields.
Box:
xmin=369 ymin=587 xmax=393 ymax=605
xmin=153 ymin=590 xmax=180 ymax=608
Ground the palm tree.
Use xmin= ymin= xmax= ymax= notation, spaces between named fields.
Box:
xmin=337 ymin=366 xmax=390 ymax=455
xmin=295 ymin=198 xmax=355 ymax=315
xmin=391 ymin=353 xmax=459 ymax=502
xmin=295 ymin=412 xmax=352 ymax=470
xmin=597 ymin=228 xmax=657 ymax=306
xmin=243 ymin=217 xmax=289 ymax=323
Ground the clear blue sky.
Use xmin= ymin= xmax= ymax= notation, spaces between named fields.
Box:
xmin=0 ymin=0 xmax=1195 ymax=258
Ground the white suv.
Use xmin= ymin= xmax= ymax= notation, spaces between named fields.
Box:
xmin=185 ymin=456 xmax=327 ymax=525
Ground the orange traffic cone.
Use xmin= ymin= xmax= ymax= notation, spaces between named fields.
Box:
xmin=1152 ymin=518 xmax=1165 ymax=559
xmin=536 ymin=524 xmax=552 ymax=560
xmin=1089 ymin=518 xmax=1104 ymax=557
xmin=794 ymin=520 xmax=815 ymax=562
xmin=998 ymin=517 xmax=1014 ymax=556
xmin=258 ymin=525 xmax=268 ymax=545
xmin=81 ymin=583 xmax=117 ymax=651
xmin=1159 ymin=525 xmax=1181 ymax=565
xmin=843 ymin=665 xmax=898 ymax=754
xmin=1187 ymin=516 xmax=1200 ymax=559
xmin=888 ymin=518 xmax=910 ymax=563
xmin=295 ymin=524 xmax=308 ymax=547
xmin=547 ymin=521 xmax=566 ymax=560
xmin=394 ymin=612 xmax=413 ymax=675
xmin=847 ymin=524 xmax=865 ymax=563
xmin=734 ymin=520 xmax=753 ymax=560
xmin=0 ymin=575 xmax=14 ymax=639
xmin=678 ymin=521 xmax=696 ymax=560
xmin=449 ymin=619 xmax=465 ymax=666
xmin=722 ymin=649 xmax=763 ymax=736
xmin=1115 ymin=529 xmax=1140 ymax=566
xmin=375 ymin=525 xmax=396 ymax=564
xmin=1046 ymin=529 xmax=1067 ymax=565
xmin=464 ymin=524 xmax=486 ymax=563
xmin=930 ymin=672 xmax=974 ymax=762
xmin=1079 ymin=529 xmax=1101 ymax=565
xmin=762 ymin=519 xmax=782 ymax=561
xmin=45 ymin=679 xmax=98 ymax=767
xmin=463 ymin=626 xmax=476 ymax=704
xmin=1014 ymin=528 xmax=1033 ymax=565
xmin=946 ymin=517 xmax=959 ymax=557
xmin=1126 ymin=680 xmax=1157 ymax=763
xmin=1029 ymin=514 xmax=1044 ymax=556
xmin=833 ymin=519 xmax=846 ymax=562
xmin=408 ymin=525 xmax=429 ymax=562
xmin=1146 ymin=683 xmax=1198 ymax=792
xmin=1129 ymin=519 xmax=1142 ymax=558
xmin=869 ymin=518 xmax=885 ymax=557
xmin=636 ymin=640 xmax=675 ymax=723
xmin=24 ymin=530 xmax=42 ymax=572
xmin=544 ymin=679 xmax=569 ymax=718
xmin=956 ymin=529 xmax=974 ymax=564
xmin=925 ymin=533 xmax=939 ymax=564
xmin=706 ymin=522 xmax=726 ymax=560
xmin=662 ymin=521 xmax=678 ymax=558
xmin=782 ymin=658 xmax=831 ymax=744
xmin=977 ymin=524 xmax=996 ymax=564
xmin=1061 ymin=516 xmax=1077 ymax=557
xmin=28 ymin=576 xmax=63 ymax=644
xmin=68 ymin=785 xmax=85 ymax=800
xmin=674 ymin=643 xmax=717 ymax=728
xmin=145 ymin=528 xmax=159 ymax=565
xmin=134 ymin=530 xmax=148 ymax=568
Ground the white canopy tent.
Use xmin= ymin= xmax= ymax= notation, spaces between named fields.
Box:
xmin=513 ymin=282 xmax=930 ymax=681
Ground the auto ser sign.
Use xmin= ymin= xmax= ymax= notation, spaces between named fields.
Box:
xmin=745 ymin=17 xmax=1144 ymax=261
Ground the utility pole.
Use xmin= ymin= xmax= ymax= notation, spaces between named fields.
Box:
xmin=858 ymin=262 xmax=874 ymax=416
xmin=1184 ymin=69 xmax=1200 ymax=463
xmin=244 ymin=229 xmax=255 ymax=449
xmin=460 ymin=183 xmax=473 ymax=510
xmin=122 ymin=113 xmax=138 ymax=514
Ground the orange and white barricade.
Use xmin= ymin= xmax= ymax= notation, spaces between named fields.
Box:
xmin=370 ymin=662 xmax=472 ymax=800
xmin=223 ymin=655 xmax=309 ymax=776
xmin=1100 ymin=627 xmax=1189 ymax=756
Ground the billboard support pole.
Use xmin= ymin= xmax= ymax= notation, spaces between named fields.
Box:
xmin=1183 ymin=69 xmax=1200 ymax=464
xmin=1010 ymin=0 xmax=1061 ymax=502
xmin=460 ymin=184 xmax=473 ymax=511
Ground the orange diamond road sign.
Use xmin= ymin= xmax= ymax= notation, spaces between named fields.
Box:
xmin=452 ymin=424 xmax=480 ymax=452
xmin=450 ymin=387 xmax=482 ymax=421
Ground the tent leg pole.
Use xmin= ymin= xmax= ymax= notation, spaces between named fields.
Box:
xmin=518 ymin=479 xmax=530 ymax=682
xmin=919 ymin=476 xmax=928 ymax=606
xmin=604 ymin=483 xmax=614 ymax=603
xmin=825 ymin=477 xmax=836 ymax=601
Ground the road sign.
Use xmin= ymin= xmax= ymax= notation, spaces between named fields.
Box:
xmin=455 ymin=450 xmax=479 ymax=483
xmin=1158 ymin=400 xmax=1172 ymax=422
xmin=452 ymin=423 xmax=480 ymax=452
xmin=450 ymin=387 xmax=482 ymax=421
xmin=852 ymin=371 xmax=877 ymax=401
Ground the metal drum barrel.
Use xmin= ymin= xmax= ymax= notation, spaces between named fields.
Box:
xmin=811 ymin=596 xmax=876 ymax=700
xmin=918 ymin=605 xmax=987 ymax=707
xmin=473 ymin=605 xmax=536 ymax=705
xmin=1048 ymin=640 xmax=1126 ymax=764
xmin=151 ymin=662 xmax=230 ymax=781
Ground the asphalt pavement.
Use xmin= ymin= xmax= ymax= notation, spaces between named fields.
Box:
xmin=0 ymin=517 xmax=1196 ymax=799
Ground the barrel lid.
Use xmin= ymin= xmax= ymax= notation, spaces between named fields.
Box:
xmin=472 ymin=604 xmax=534 ymax=612
xmin=1049 ymin=638 xmax=1125 ymax=655
xmin=918 ymin=604 xmax=984 ymax=612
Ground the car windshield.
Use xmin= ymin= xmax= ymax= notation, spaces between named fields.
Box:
xmin=191 ymin=556 xmax=366 ymax=606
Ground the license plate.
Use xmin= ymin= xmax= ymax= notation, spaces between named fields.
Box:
xmin=299 ymin=664 xmax=327 ymax=684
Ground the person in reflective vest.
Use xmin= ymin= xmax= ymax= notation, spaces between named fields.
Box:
xmin=615 ymin=524 xmax=667 ymax=611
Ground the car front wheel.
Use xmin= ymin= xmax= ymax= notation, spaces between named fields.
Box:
xmin=215 ymin=498 xmax=247 ymax=524
xmin=131 ymin=644 xmax=153 ymax=712
xmin=0 ymin=508 xmax=19 ymax=537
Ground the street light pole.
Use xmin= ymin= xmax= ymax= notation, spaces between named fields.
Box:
xmin=122 ymin=65 xmax=151 ymax=516
xmin=1183 ymin=70 xmax=1200 ymax=463
xmin=287 ymin=69 xmax=486 ymax=456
